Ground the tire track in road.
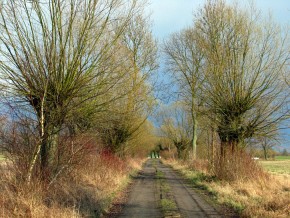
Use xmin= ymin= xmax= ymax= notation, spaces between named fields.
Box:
xmin=118 ymin=159 xmax=162 ymax=218
xmin=118 ymin=159 xmax=231 ymax=218
xmin=156 ymin=160 xmax=222 ymax=218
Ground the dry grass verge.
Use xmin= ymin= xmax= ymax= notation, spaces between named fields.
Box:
xmin=0 ymin=151 xmax=144 ymax=218
xmin=166 ymin=158 xmax=290 ymax=218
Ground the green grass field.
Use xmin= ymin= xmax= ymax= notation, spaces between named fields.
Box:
xmin=275 ymin=155 xmax=290 ymax=160
xmin=259 ymin=157 xmax=290 ymax=175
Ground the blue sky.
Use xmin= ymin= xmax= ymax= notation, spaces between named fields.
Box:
xmin=148 ymin=0 xmax=290 ymax=40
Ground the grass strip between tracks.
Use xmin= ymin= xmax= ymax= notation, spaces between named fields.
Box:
xmin=154 ymin=160 xmax=181 ymax=218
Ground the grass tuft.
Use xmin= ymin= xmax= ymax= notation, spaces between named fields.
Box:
xmin=160 ymin=199 xmax=177 ymax=211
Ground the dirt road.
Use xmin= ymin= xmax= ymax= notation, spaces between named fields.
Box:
xmin=118 ymin=159 xmax=225 ymax=218
xmin=118 ymin=159 xmax=162 ymax=218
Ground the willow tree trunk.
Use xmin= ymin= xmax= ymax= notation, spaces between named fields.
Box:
xmin=27 ymin=95 xmax=46 ymax=184
xmin=40 ymin=127 xmax=59 ymax=180
xmin=192 ymin=113 xmax=197 ymax=159
xmin=263 ymin=147 xmax=268 ymax=160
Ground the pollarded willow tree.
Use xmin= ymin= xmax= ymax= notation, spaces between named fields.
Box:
xmin=98 ymin=6 xmax=158 ymax=154
xmin=163 ymin=0 xmax=290 ymax=161
xmin=0 ymin=0 xmax=138 ymax=182
xmin=158 ymin=102 xmax=193 ymax=159
xmin=194 ymin=0 xmax=290 ymax=157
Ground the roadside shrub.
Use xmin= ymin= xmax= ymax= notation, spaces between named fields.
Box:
xmin=187 ymin=159 xmax=210 ymax=173
xmin=212 ymin=149 xmax=268 ymax=181
xmin=0 ymin=146 xmax=144 ymax=217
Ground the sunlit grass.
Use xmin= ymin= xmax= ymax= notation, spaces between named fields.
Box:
xmin=259 ymin=160 xmax=290 ymax=175
xmin=275 ymin=156 xmax=290 ymax=161
xmin=160 ymin=199 xmax=177 ymax=211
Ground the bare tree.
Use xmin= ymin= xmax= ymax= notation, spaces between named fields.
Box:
xmin=193 ymin=0 xmax=290 ymax=157
xmin=259 ymin=137 xmax=277 ymax=160
xmin=158 ymin=102 xmax=192 ymax=159
xmin=0 ymin=0 xmax=137 ymax=182
xmin=163 ymin=27 xmax=204 ymax=159
xmin=97 ymin=6 xmax=158 ymax=154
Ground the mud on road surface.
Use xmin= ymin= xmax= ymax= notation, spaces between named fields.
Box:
xmin=117 ymin=159 xmax=229 ymax=218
